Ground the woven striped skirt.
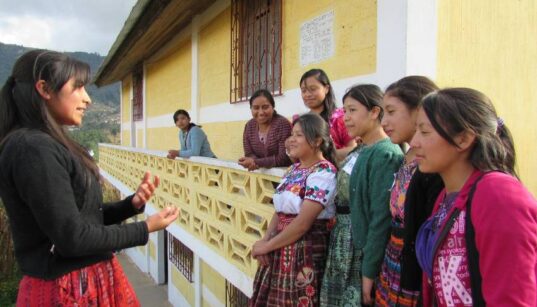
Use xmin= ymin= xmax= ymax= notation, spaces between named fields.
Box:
xmin=249 ymin=213 xmax=330 ymax=307
xmin=375 ymin=223 xmax=419 ymax=307
xmin=319 ymin=213 xmax=362 ymax=307
xmin=16 ymin=255 xmax=140 ymax=307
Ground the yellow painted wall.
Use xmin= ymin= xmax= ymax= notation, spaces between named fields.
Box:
xmin=282 ymin=0 xmax=377 ymax=91
xmin=436 ymin=0 xmax=537 ymax=194
xmin=136 ymin=129 xmax=144 ymax=149
xmin=202 ymin=121 xmax=247 ymax=160
xmin=149 ymin=239 xmax=156 ymax=261
xmin=199 ymin=7 xmax=231 ymax=107
xmin=147 ymin=127 xmax=180 ymax=151
xmin=201 ymin=260 xmax=226 ymax=306
xmin=144 ymin=41 xmax=192 ymax=151
xmin=121 ymin=76 xmax=132 ymax=147
xmin=146 ymin=41 xmax=192 ymax=117
xmin=121 ymin=131 xmax=131 ymax=147
xmin=171 ymin=266 xmax=195 ymax=305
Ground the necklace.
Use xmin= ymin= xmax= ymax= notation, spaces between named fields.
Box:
xmin=299 ymin=159 xmax=322 ymax=169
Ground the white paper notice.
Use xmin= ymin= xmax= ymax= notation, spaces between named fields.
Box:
xmin=300 ymin=10 xmax=335 ymax=67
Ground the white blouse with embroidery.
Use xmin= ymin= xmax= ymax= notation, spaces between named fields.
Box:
xmin=272 ymin=160 xmax=337 ymax=219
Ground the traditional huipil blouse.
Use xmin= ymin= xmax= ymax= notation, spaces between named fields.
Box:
xmin=273 ymin=161 xmax=337 ymax=218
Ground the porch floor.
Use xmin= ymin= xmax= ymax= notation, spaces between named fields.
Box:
xmin=117 ymin=253 xmax=172 ymax=307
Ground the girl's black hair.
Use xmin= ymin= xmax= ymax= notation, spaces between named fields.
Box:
xmin=249 ymin=89 xmax=278 ymax=116
xmin=249 ymin=89 xmax=275 ymax=108
xmin=385 ymin=75 xmax=439 ymax=110
xmin=172 ymin=109 xmax=199 ymax=129
xmin=0 ymin=49 xmax=98 ymax=179
xmin=342 ymin=84 xmax=384 ymax=121
xmin=422 ymin=88 xmax=516 ymax=176
xmin=292 ymin=113 xmax=338 ymax=169
xmin=300 ymin=69 xmax=336 ymax=123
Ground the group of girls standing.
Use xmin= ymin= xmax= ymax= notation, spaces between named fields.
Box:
xmin=249 ymin=69 xmax=537 ymax=307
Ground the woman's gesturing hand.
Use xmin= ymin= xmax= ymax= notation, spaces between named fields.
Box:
xmin=132 ymin=171 xmax=160 ymax=209
xmin=145 ymin=207 xmax=180 ymax=232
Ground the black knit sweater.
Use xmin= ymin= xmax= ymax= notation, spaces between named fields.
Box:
xmin=400 ymin=169 xmax=444 ymax=291
xmin=0 ymin=130 xmax=148 ymax=279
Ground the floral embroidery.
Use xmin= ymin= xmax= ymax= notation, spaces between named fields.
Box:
xmin=281 ymin=244 xmax=295 ymax=273
xmin=389 ymin=160 xmax=418 ymax=221
xmin=305 ymin=285 xmax=315 ymax=297
xmin=316 ymin=162 xmax=336 ymax=173
xmin=296 ymin=266 xmax=315 ymax=287
xmin=273 ymin=160 xmax=337 ymax=218
xmin=298 ymin=296 xmax=311 ymax=307
xmin=305 ymin=186 xmax=330 ymax=203
xmin=289 ymin=184 xmax=301 ymax=194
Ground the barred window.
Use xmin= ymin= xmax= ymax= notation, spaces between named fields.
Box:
xmin=230 ymin=0 xmax=282 ymax=103
xmin=132 ymin=65 xmax=143 ymax=121
xmin=168 ymin=233 xmax=193 ymax=282
xmin=226 ymin=280 xmax=249 ymax=307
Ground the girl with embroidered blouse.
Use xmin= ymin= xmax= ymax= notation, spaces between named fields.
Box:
xmin=249 ymin=113 xmax=338 ymax=307
xmin=0 ymin=50 xmax=179 ymax=306
xmin=238 ymin=89 xmax=292 ymax=171
xmin=413 ymin=88 xmax=537 ymax=306
xmin=342 ymin=84 xmax=403 ymax=306
xmin=299 ymin=69 xmax=357 ymax=161
xmin=375 ymin=76 xmax=440 ymax=307
xmin=167 ymin=109 xmax=216 ymax=159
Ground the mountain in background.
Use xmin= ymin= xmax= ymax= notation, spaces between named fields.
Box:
xmin=0 ymin=42 xmax=121 ymax=157
xmin=0 ymin=42 xmax=119 ymax=107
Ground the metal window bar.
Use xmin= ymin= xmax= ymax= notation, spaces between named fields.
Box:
xmin=168 ymin=233 xmax=194 ymax=282
xmin=132 ymin=65 xmax=144 ymax=121
xmin=225 ymin=280 xmax=249 ymax=307
xmin=230 ymin=0 xmax=282 ymax=103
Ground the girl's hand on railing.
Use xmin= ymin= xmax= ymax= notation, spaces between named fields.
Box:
xmin=167 ymin=150 xmax=179 ymax=159
xmin=132 ymin=171 xmax=160 ymax=209
xmin=252 ymin=238 xmax=271 ymax=266
xmin=238 ymin=157 xmax=258 ymax=171
xmin=145 ymin=207 xmax=180 ymax=232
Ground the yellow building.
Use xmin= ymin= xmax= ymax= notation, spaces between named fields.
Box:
xmin=95 ymin=0 xmax=537 ymax=305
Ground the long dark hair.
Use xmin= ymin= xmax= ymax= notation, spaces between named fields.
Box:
xmin=342 ymin=84 xmax=385 ymax=121
xmin=249 ymin=88 xmax=277 ymax=117
xmin=249 ymin=89 xmax=275 ymax=108
xmin=172 ymin=109 xmax=199 ymax=129
xmin=292 ymin=113 xmax=338 ymax=169
xmin=422 ymin=88 xmax=516 ymax=176
xmin=385 ymin=75 xmax=439 ymax=110
xmin=300 ymin=69 xmax=336 ymax=123
xmin=0 ymin=49 xmax=99 ymax=178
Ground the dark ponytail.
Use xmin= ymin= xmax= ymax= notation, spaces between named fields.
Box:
xmin=422 ymin=88 xmax=517 ymax=177
xmin=342 ymin=84 xmax=384 ymax=121
xmin=173 ymin=109 xmax=200 ymax=129
xmin=385 ymin=75 xmax=439 ymax=110
xmin=293 ymin=113 xmax=338 ymax=169
xmin=300 ymin=69 xmax=336 ymax=123
xmin=0 ymin=76 xmax=18 ymax=141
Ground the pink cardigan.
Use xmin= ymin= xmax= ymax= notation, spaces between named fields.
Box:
xmin=423 ymin=170 xmax=537 ymax=307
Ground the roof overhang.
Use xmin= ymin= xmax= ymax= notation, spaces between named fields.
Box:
xmin=94 ymin=0 xmax=216 ymax=87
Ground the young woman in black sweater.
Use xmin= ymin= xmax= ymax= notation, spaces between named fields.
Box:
xmin=0 ymin=50 xmax=179 ymax=306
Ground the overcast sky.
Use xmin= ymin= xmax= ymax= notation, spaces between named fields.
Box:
xmin=0 ymin=0 xmax=137 ymax=55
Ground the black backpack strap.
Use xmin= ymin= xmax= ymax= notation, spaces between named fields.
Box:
xmin=465 ymin=173 xmax=488 ymax=307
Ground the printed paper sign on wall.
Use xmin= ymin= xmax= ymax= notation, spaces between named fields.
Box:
xmin=300 ymin=10 xmax=335 ymax=67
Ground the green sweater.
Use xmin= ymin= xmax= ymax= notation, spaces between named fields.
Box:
xmin=348 ymin=138 xmax=403 ymax=279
